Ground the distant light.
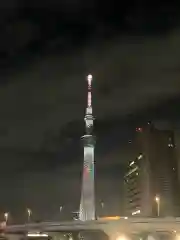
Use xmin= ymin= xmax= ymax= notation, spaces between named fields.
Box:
xmin=99 ymin=216 xmax=120 ymax=220
xmin=136 ymin=127 xmax=142 ymax=132
xmin=136 ymin=172 xmax=139 ymax=176
xmin=138 ymin=154 xmax=143 ymax=160
xmin=129 ymin=161 xmax=134 ymax=166
xmin=116 ymin=235 xmax=129 ymax=240
xmin=128 ymin=140 xmax=132 ymax=144
xmin=155 ymin=196 xmax=160 ymax=202
xmin=4 ymin=213 xmax=8 ymax=217
xmin=4 ymin=212 xmax=9 ymax=222
xmin=173 ymin=168 xmax=175 ymax=171
xmin=125 ymin=166 xmax=138 ymax=177
xmin=132 ymin=209 xmax=140 ymax=215
xmin=27 ymin=208 xmax=32 ymax=216
xmin=168 ymin=143 xmax=174 ymax=148
xmin=27 ymin=233 xmax=49 ymax=237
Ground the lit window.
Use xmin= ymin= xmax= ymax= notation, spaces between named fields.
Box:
xmin=168 ymin=144 xmax=174 ymax=148
xmin=132 ymin=209 xmax=140 ymax=215
xmin=125 ymin=166 xmax=138 ymax=177
xmin=130 ymin=161 xmax=135 ymax=166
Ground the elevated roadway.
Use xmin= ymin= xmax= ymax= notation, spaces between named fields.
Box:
xmin=2 ymin=218 xmax=180 ymax=239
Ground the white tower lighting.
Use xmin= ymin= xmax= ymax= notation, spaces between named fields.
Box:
xmin=79 ymin=74 xmax=96 ymax=221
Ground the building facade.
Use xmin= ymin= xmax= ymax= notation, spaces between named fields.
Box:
xmin=124 ymin=124 xmax=180 ymax=217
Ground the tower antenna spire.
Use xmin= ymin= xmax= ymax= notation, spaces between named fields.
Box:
xmin=85 ymin=74 xmax=94 ymax=133
xmin=87 ymin=74 xmax=92 ymax=109
xmin=79 ymin=74 xmax=96 ymax=221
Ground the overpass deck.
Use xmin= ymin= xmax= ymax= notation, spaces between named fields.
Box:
xmin=3 ymin=218 xmax=180 ymax=235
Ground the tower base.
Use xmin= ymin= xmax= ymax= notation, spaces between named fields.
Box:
xmin=79 ymin=135 xmax=95 ymax=221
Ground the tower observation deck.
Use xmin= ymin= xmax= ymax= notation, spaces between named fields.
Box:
xmin=79 ymin=74 xmax=96 ymax=221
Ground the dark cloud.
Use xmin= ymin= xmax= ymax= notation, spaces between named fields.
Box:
xmin=0 ymin=1 xmax=180 ymax=220
xmin=0 ymin=30 xmax=180 ymax=151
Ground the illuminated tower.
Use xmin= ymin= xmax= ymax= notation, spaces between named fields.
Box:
xmin=79 ymin=74 xmax=96 ymax=221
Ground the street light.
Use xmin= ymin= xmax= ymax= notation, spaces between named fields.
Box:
xmin=59 ymin=206 xmax=63 ymax=213
xmin=4 ymin=212 xmax=9 ymax=223
xmin=100 ymin=201 xmax=104 ymax=209
xmin=155 ymin=195 xmax=160 ymax=217
xmin=100 ymin=200 xmax=105 ymax=217
xmin=59 ymin=206 xmax=64 ymax=220
xmin=27 ymin=208 xmax=32 ymax=222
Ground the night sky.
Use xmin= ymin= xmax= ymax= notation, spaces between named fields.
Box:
xmin=0 ymin=0 xmax=180 ymax=222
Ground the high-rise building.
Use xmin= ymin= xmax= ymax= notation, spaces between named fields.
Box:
xmin=124 ymin=124 xmax=180 ymax=217
xmin=174 ymin=127 xmax=180 ymax=184
xmin=79 ymin=74 xmax=96 ymax=221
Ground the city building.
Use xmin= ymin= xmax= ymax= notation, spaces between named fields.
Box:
xmin=124 ymin=124 xmax=180 ymax=217
xmin=174 ymin=127 xmax=180 ymax=184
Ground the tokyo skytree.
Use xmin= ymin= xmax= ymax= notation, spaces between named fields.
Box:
xmin=79 ymin=74 xmax=96 ymax=221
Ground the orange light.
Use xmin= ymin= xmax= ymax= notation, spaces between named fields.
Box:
xmin=98 ymin=216 xmax=120 ymax=220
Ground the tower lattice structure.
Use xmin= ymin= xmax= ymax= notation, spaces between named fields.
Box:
xmin=79 ymin=74 xmax=96 ymax=221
